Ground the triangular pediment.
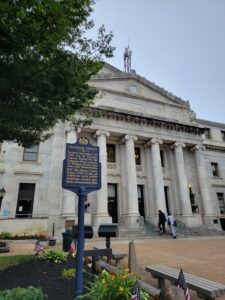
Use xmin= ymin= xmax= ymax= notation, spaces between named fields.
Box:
xmin=91 ymin=63 xmax=194 ymax=124
xmin=93 ymin=63 xmax=188 ymax=108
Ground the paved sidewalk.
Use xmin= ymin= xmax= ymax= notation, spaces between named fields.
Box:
xmin=1 ymin=236 xmax=225 ymax=299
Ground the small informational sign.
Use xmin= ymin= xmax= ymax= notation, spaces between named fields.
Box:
xmin=62 ymin=137 xmax=101 ymax=194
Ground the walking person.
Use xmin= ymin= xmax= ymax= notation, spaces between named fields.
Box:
xmin=158 ymin=210 xmax=166 ymax=234
xmin=166 ymin=213 xmax=177 ymax=239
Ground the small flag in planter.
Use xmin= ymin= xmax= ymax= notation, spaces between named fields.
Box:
xmin=69 ymin=240 xmax=76 ymax=257
xmin=176 ymin=268 xmax=191 ymax=300
xmin=34 ymin=240 xmax=44 ymax=256
xmin=131 ymin=281 xmax=141 ymax=300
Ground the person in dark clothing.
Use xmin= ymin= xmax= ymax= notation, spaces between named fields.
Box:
xmin=158 ymin=210 xmax=166 ymax=234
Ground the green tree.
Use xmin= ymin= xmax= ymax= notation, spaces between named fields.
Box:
xmin=0 ymin=0 xmax=114 ymax=146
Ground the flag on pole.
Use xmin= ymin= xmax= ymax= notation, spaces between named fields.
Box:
xmin=130 ymin=281 xmax=141 ymax=300
xmin=176 ymin=269 xmax=191 ymax=300
xmin=69 ymin=240 xmax=76 ymax=257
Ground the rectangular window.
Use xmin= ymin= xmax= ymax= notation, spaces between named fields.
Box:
xmin=160 ymin=150 xmax=165 ymax=167
xmin=16 ymin=183 xmax=35 ymax=218
xmin=217 ymin=193 xmax=225 ymax=214
xmin=135 ymin=147 xmax=141 ymax=165
xmin=211 ymin=163 xmax=219 ymax=177
xmin=107 ymin=144 xmax=116 ymax=163
xmin=23 ymin=145 xmax=38 ymax=161
xmin=221 ymin=131 xmax=225 ymax=142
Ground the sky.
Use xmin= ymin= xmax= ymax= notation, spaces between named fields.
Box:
xmin=89 ymin=0 xmax=225 ymax=124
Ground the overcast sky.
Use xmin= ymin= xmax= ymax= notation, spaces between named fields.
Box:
xmin=90 ymin=0 xmax=225 ymax=124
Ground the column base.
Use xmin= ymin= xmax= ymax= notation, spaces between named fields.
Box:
xmin=202 ymin=215 xmax=222 ymax=229
xmin=179 ymin=214 xmax=203 ymax=227
xmin=122 ymin=214 xmax=140 ymax=228
xmin=92 ymin=213 xmax=112 ymax=227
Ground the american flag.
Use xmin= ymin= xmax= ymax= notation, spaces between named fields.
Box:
xmin=176 ymin=269 xmax=191 ymax=300
xmin=34 ymin=240 xmax=44 ymax=254
xmin=130 ymin=281 xmax=141 ymax=300
xmin=69 ymin=240 xmax=76 ymax=257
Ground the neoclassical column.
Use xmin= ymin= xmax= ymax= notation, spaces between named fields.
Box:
xmin=148 ymin=139 xmax=167 ymax=213
xmin=62 ymin=130 xmax=78 ymax=218
xmin=123 ymin=135 xmax=139 ymax=226
xmin=171 ymin=142 xmax=192 ymax=216
xmin=93 ymin=130 xmax=111 ymax=226
xmin=191 ymin=145 xmax=215 ymax=216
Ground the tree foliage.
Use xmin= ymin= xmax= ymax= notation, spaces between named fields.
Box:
xmin=0 ymin=0 xmax=114 ymax=146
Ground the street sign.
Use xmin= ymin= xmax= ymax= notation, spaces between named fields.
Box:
xmin=62 ymin=137 xmax=101 ymax=194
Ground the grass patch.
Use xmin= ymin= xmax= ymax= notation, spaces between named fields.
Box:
xmin=0 ymin=255 xmax=33 ymax=271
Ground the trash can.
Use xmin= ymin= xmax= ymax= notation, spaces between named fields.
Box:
xmin=62 ymin=228 xmax=72 ymax=252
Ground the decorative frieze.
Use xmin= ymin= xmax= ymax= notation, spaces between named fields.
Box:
xmin=89 ymin=107 xmax=204 ymax=135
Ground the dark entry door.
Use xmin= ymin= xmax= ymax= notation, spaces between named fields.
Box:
xmin=220 ymin=218 xmax=225 ymax=231
xmin=107 ymin=184 xmax=118 ymax=223
xmin=164 ymin=186 xmax=170 ymax=215
xmin=138 ymin=185 xmax=145 ymax=218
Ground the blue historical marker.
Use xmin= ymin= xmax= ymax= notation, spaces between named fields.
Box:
xmin=62 ymin=137 xmax=101 ymax=298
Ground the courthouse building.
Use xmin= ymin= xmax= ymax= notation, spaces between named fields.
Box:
xmin=0 ymin=62 xmax=225 ymax=237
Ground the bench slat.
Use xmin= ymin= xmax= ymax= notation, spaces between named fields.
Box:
xmin=146 ymin=265 xmax=225 ymax=289
xmin=146 ymin=265 xmax=225 ymax=297
xmin=146 ymin=265 xmax=225 ymax=298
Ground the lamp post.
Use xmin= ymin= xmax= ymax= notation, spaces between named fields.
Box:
xmin=0 ymin=187 xmax=6 ymax=211
xmin=188 ymin=183 xmax=198 ymax=213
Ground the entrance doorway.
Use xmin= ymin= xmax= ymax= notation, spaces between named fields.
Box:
xmin=138 ymin=185 xmax=145 ymax=219
xmin=164 ymin=186 xmax=170 ymax=214
xmin=220 ymin=218 xmax=225 ymax=231
xmin=107 ymin=184 xmax=118 ymax=223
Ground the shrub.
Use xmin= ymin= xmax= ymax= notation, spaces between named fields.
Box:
xmin=81 ymin=268 xmax=152 ymax=300
xmin=39 ymin=249 xmax=67 ymax=263
xmin=0 ymin=286 xmax=47 ymax=300
xmin=0 ymin=232 xmax=12 ymax=239
xmin=61 ymin=268 xmax=76 ymax=280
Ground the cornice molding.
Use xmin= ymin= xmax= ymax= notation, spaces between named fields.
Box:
xmin=197 ymin=118 xmax=225 ymax=129
xmin=89 ymin=107 xmax=205 ymax=136
xmin=204 ymin=145 xmax=225 ymax=152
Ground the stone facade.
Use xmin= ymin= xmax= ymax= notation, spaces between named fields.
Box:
xmin=0 ymin=63 xmax=225 ymax=237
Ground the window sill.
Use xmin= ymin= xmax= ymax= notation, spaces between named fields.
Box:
xmin=20 ymin=160 xmax=41 ymax=165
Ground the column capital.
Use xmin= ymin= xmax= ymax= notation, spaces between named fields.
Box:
xmin=191 ymin=145 xmax=205 ymax=152
xmin=122 ymin=134 xmax=138 ymax=143
xmin=94 ymin=130 xmax=110 ymax=139
xmin=147 ymin=138 xmax=163 ymax=146
xmin=171 ymin=142 xmax=186 ymax=150
xmin=65 ymin=128 xmax=81 ymax=136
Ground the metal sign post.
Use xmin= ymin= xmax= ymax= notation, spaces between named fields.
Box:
xmin=62 ymin=137 xmax=101 ymax=298
xmin=75 ymin=186 xmax=86 ymax=298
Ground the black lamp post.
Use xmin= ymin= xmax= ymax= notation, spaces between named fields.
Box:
xmin=0 ymin=187 xmax=6 ymax=211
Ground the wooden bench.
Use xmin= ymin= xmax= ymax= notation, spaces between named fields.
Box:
xmin=145 ymin=264 xmax=225 ymax=300
xmin=111 ymin=249 xmax=128 ymax=265
xmin=93 ymin=247 xmax=128 ymax=266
